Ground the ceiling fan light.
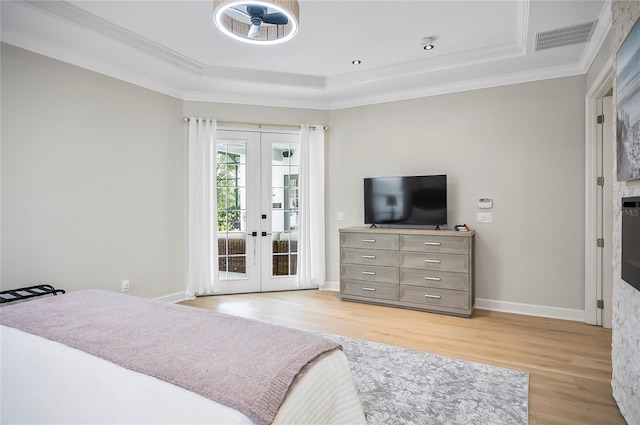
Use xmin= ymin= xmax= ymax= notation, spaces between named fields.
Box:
xmin=214 ymin=0 xmax=299 ymax=45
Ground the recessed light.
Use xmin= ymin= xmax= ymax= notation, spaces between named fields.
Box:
xmin=352 ymin=59 xmax=362 ymax=65
xmin=421 ymin=37 xmax=435 ymax=50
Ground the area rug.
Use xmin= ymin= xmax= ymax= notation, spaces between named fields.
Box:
xmin=323 ymin=333 xmax=529 ymax=425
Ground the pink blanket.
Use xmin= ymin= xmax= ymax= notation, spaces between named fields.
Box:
xmin=0 ymin=290 xmax=341 ymax=425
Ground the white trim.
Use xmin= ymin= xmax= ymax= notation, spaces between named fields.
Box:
xmin=320 ymin=281 xmax=340 ymax=292
xmin=475 ymin=298 xmax=584 ymax=322
xmin=584 ymin=59 xmax=614 ymax=325
xmin=20 ymin=1 xmax=204 ymax=74
xmin=322 ymin=284 xmax=584 ymax=320
xmin=6 ymin=0 xmax=613 ymax=112
xmin=578 ymin=1 xmax=612 ymax=73
xmin=154 ymin=291 xmax=192 ymax=303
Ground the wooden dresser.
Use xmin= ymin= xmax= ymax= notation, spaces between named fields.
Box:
xmin=339 ymin=227 xmax=475 ymax=317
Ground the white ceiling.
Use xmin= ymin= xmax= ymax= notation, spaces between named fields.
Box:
xmin=1 ymin=0 xmax=610 ymax=110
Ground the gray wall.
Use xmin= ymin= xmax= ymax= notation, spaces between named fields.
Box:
xmin=2 ymin=43 xmax=588 ymax=313
xmin=1 ymin=44 xmax=185 ymax=298
xmin=327 ymin=76 xmax=587 ymax=310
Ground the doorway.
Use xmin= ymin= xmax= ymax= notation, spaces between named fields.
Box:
xmin=596 ymin=95 xmax=614 ymax=328
xmin=585 ymin=67 xmax=614 ymax=328
xmin=215 ymin=129 xmax=302 ymax=294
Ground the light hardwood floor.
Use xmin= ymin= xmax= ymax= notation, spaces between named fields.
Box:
xmin=180 ymin=290 xmax=626 ymax=425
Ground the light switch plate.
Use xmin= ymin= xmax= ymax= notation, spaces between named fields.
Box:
xmin=476 ymin=212 xmax=492 ymax=223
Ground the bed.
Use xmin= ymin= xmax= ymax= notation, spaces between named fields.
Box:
xmin=0 ymin=290 xmax=366 ymax=425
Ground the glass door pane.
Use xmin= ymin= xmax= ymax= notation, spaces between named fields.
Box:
xmin=215 ymin=131 xmax=260 ymax=294
xmin=216 ymin=139 xmax=248 ymax=280
xmin=261 ymin=133 xmax=302 ymax=291
xmin=272 ymin=148 xmax=298 ymax=276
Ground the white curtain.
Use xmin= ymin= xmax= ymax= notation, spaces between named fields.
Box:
xmin=186 ymin=118 xmax=218 ymax=297
xmin=297 ymin=125 xmax=326 ymax=288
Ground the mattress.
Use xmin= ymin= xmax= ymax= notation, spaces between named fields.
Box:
xmin=1 ymin=325 xmax=366 ymax=424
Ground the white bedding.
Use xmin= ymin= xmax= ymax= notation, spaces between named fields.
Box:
xmin=0 ymin=325 xmax=366 ymax=424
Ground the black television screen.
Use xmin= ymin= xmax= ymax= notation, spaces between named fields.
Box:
xmin=364 ymin=175 xmax=447 ymax=226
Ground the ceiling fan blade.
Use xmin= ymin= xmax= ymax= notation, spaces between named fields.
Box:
xmin=248 ymin=24 xmax=261 ymax=38
xmin=225 ymin=7 xmax=251 ymax=23
xmin=261 ymin=12 xmax=288 ymax=25
xmin=246 ymin=5 xmax=267 ymax=17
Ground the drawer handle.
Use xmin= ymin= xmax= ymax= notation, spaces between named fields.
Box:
xmin=362 ymin=287 xmax=376 ymax=291
xmin=424 ymin=259 xmax=441 ymax=264
xmin=362 ymin=271 xmax=376 ymax=275
xmin=424 ymin=294 xmax=442 ymax=299
xmin=361 ymin=239 xmax=376 ymax=243
xmin=362 ymin=255 xmax=377 ymax=259
xmin=424 ymin=242 xmax=441 ymax=246
xmin=424 ymin=276 xmax=442 ymax=281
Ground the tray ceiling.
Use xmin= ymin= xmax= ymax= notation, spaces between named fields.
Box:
xmin=0 ymin=0 xmax=610 ymax=110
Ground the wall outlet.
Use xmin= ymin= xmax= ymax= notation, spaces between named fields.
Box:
xmin=121 ymin=280 xmax=130 ymax=292
xmin=337 ymin=211 xmax=346 ymax=221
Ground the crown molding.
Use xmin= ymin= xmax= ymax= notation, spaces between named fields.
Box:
xmin=577 ymin=0 xmax=612 ymax=73
xmin=20 ymin=0 xmax=204 ymax=75
xmin=5 ymin=0 xmax=609 ymax=112
xmin=203 ymin=65 xmax=325 ymax=89
xmin=517 ymin=0 xmax=531 ymax=53
xmin=328 ymin=62 xmax=587 ymax=110
xmin=327 ymin=40 xmax=525 ymax=90
xmin=327 ymin=1 xmax=530 ymax=90
xmin=183 ymin=90 xmax=332 ymax=110
xmin=1 ymin=31 xmax=187 ymax=101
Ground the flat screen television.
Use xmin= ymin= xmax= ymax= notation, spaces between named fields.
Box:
xmin=364 ymin=174 xmax=447 ymax=226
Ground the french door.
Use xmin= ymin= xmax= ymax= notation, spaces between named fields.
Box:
xmin=215 ymin=129 xmax=301 ymax=294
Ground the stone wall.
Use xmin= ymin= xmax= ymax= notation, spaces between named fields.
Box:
xmin=611 ymin=1 xmax=640 ymax=424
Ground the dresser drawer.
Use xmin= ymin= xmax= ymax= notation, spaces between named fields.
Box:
xmin=341 ymin=280 xmax=399 ymax=300
xmin=400 ymin=286 xmax=469 ymax=310
xmin=341 ymin=248 xmax=399 ymax=267
xmin=400 ymin=268 xmax=469 ymax=291
xmin=400 ymin=252 xmax=468 ymax=273
xmin=341 ymin=264 xmax=398 ymax=284
xmin=400 ymin=234 xmax=469 ymax=254
xmin=340 ymin=232 xmax=399 ymax=250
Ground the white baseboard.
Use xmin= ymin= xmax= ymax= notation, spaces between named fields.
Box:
xmin=475 ymin=298 xmax=584 ymax=322
xmin=157 ymin=287 xmax=584 ymax=322
xmin=320 ymin=284 xmax=583 ymax=321
xmin=155 ymin=291 xmax=192 ymax=303
xmin=321 ymin=281 xmax=340 ymax=292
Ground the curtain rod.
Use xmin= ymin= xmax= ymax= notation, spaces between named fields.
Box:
xmin=183 ymin=118 xmax=327 ymax=131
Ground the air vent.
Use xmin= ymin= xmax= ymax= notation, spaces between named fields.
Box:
xmin=535 ymin=21 xmax=597 ymax=51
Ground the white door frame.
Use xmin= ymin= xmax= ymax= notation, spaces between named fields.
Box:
xmin=215 ymin=127 xmax=302 ymax=294
xmin=584 ymin=58 xmax=613 ymax=325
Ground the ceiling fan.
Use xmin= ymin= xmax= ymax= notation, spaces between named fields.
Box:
xmin=225 ymin=5 xmax=289 ymax=39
